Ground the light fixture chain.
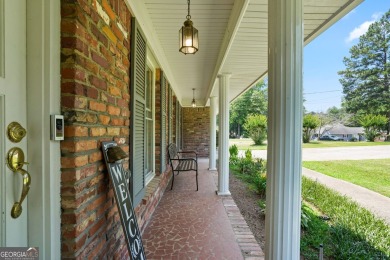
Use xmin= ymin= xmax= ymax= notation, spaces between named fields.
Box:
xmin=187 ymin=0 xmax=191 ymax=19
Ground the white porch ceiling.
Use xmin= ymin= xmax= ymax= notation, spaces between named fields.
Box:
xmin=127 ymin=0 xmax=363 ymax=107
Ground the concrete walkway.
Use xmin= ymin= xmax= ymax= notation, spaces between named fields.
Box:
xmin=303 ymin=168 xmax=390 ymax=225
xmin=244 ymin=145 xmax=390 ymax=161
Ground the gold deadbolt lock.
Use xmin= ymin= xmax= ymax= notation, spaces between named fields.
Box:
xmin=7 ymin=122 xmax=27 ymax=143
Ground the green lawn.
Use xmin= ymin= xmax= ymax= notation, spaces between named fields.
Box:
xmin=302 ymin=177 xmax=390 ymax=258
xmin=302 ymin=159 xmax=390 ymax=198
xmin=230 ymin=138 xmax=390 ymax=150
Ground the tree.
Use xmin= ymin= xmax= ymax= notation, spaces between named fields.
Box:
xmin=302 ymin=114 xmax=320 ymax=143
xmin=230 ymin=80 xmax=268 ymax=137
xmin=315 ymin=112 xmax=331 ymax=138
xmin=243 ymin=114 xmax=267 ymax=145
xmin=327 ymin=106 xmax=343 ymax=122
xmin=358 ymin=114 xmax=388 ymax=141
xmin=338 ymin=10 xmax=390 ymax=135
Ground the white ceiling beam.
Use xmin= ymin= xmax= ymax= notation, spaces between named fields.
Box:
xmin=203 ymin=0 xmax=250 ymax=106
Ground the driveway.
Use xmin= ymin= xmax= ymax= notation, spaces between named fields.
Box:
xmin=245 ymin=145 xmax=390 ymax=161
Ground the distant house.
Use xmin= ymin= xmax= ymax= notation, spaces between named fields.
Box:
xmin=315 ymin=123 xmax=365 ymax=141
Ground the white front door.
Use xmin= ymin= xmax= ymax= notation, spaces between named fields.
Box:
xmin=0 ymin=0 xmax=29 ymax=246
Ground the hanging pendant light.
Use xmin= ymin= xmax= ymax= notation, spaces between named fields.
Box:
xmin=179 ymin=0 xmax=199 ymax=55
xmin=191 ymin=88 xmax=196 ymax=107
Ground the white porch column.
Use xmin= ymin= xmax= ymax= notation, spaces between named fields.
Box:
xmin=266 ymin=0 xmax=303 ymax=259
xmin=209 ymin=96 xmax=217 ymax=170
xmin=217 ymin=74 xmax=231 ymax=195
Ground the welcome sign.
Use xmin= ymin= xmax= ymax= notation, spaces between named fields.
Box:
xmin=102 ymin=142 xmax=146 ymax=260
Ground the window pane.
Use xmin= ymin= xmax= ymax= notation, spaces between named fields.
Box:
xmin=146 ymin=68 xmax=152 ymax=110
xmin=145 ymin=65 xmax=154 ymax=181
xmin=145 ymin=119 xmax=153 ymax=174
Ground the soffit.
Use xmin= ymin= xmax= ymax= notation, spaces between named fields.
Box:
xmin=130 ymin=0 xmax=362 ymax=106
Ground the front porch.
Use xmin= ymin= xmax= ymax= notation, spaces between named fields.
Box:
xmin=142 ymin=158 xmax=264 ymax=259
xmin=0 ymin=0 xmax=367 ymax=257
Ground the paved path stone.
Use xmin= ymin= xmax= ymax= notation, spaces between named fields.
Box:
xmin=143 ymin=158 xmax=264 ymax=259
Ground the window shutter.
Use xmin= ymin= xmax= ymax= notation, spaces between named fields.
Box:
xmin=130 ymin=17 xmax=146 ymax=206
xmin=160 ymin=73 xmax=167 ymax=173
xmin=168 ymin=87 xmax=173 ymax=144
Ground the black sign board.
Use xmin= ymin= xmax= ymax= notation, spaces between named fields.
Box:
xmin=102 ymin=141 xmax=146 ymax=260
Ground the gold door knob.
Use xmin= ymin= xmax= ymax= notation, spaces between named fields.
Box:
xmin=6 ymin=147 xmax=31 ymax=218
xmin=7 ymin=122 xmax=27 ymax=143
xmin=7 ymin=147 xmax=28 ymax=171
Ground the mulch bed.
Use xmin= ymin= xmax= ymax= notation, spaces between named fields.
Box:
xmin=229 ymin=172 xmax=266 ymax=250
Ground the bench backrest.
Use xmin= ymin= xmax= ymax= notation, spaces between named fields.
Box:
xmin=168 ymin=143 xmax=178 ymax=161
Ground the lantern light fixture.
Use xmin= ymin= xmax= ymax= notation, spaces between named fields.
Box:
xmin=179 ymin=0 xmax=199 ymax=55
xmin=191 ymin=88 xmax=196 ymax=107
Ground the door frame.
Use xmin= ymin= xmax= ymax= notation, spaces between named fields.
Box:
xmin=0 ymin=0 xmax=4 ymax=78
xmin=26 ymin=0 xmax=61 ymax=258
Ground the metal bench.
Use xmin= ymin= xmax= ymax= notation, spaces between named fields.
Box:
xmin=168 ymin=143 xmax=198 ymax=191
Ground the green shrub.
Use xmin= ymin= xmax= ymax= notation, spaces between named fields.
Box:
xmin=230 ymin=153 xmax=267 ymax=196
xmin=258 ymin=200 xmax=266 ymax=214
xmin=243 ymin=114 xmax=267 ymax=145
xmin=303 ymin=114 xmax=320 ymax=143
xmin=248 ymin=171 xmax=267 ymax=196
xmin=300 ymin=203 xmax=312 ymax=230
xmin=229 ymin=144 xmax=238 ymax=158
xmin=358 ymin=114 xmax=388 ymax=142
xmin=349 ymin=137 xmax=358 ymax=142
xmin=237 ymin=157 xmax=252 ymax=174
xmin=245 ymin=149 xmax=252 ymax=160
xmin=229 ymin=144 xmax=239 ymax=165
xmin=300 ymin=204 xmax=332 ymax=259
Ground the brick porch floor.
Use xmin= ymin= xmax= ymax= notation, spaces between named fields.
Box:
xmin=142 ymin=158 xmax=264 ymax=259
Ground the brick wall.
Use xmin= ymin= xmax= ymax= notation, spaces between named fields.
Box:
xmin=178 ymin=105 xmax=183 ymax=149
xmin=60 ymin=0 xmax=132 ymax=258
xmin=182 ymin=107 xmax=210 ymax=157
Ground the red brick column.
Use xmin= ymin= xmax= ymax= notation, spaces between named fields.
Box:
xmin=60 ymin=0 xmax=131 ymax=258
xmin=182 ymin=107 xmax=210 ymax=157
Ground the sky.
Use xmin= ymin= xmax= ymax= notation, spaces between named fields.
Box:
xmin=303 ymin=0 xmax=390 ymax=113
